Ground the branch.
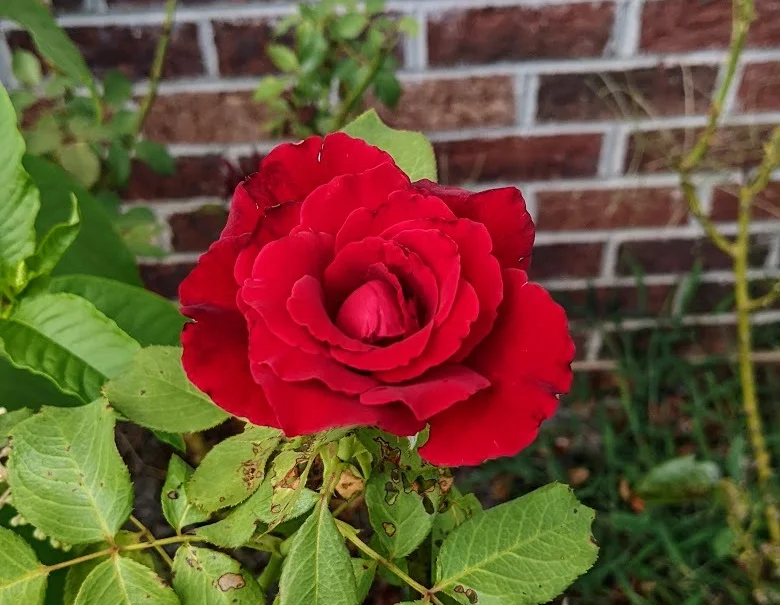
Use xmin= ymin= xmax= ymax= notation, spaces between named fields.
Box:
xmin=749 ymin=280 xmax=780 ymax=312
xmin=680 ymin=180 xmax=736 ymax=255
xmin=135 ymin=0 xmax=178 ymax=137
xmin=130 ymin=515 xmax=174 ymax=567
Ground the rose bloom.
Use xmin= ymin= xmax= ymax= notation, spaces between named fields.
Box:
xmin=180 ymin=134 xmax=574 ymax=466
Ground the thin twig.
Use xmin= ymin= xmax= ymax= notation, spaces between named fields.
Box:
xmin=680 ymin=180 xmax=736 ymax=255
xmin=748 ymin=281 xmax=780 ymax=311
xmin=135 ymin=0 xmax=178 ymax=137
xmin=129 ymin=515 xmax=174 ymax=567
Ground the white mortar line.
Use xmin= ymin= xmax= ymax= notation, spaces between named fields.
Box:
xmin=599 ymin=237 xmax=620 ymax=279
xmin=612 ymin=0 xmax=643 ymax=58
xmin=539 ymin=269 xmax=780 ymax=291
xmin=584 ymin=331 xmax=604 ymax=362
xmin=597 ymin=124 xmax=628 ymax=177
xmin=516 ymin=73 xmax=538 ymax=128
xmin=197 ymin=19 xmax=221 ymax=78
xmin=766 ymin=233 xmax=780 ymax=270
xmin=722 ymin=61 xmax=746 ymax=116
xmin=587 ymin=309 xmax=780 ymax=331
xmin=413 ymin=8 xmax=429 ymax=70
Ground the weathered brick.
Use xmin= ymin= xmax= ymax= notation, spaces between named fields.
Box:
xmin=528 ymin=243 xmax=604 ymax=280
xmin=169 ymin=205 xmax=228 ymax=252
xmin=8 ymin=24 xmax=203 ymax=79
xmin=427 ymin=3 xmax=614 ymax=66
xmin=686 ymin=280 xmax=780 ymax=313
xmin=738 ymin=62 xmax=780 ymax=112
xmin=551 ymin=284 xmax=674 ymax=320
xmin=143 ymin=91 xmax=270 ymax=144
xmin=140 ymin=262 xmax=196 ymax=299
xmin=641 ymin=0 xmax=780 ymax=52
xmin=124 ymin=156 xmax=227 ymax=201
xmin=537 ymin=65 xmax=718 ymax=122
xmin=711 ymin=183 xmax=780 ymax=221
xmin=373 ymin=76 xmax=515 ymax=132
xmin=625 ymin=124 xmax=775 ymax=173
xmin=435 ymin=134 xmax=602 ymax=184
xmin=212 ymin=20 xmax=278 ymax=77
xmin=536 ymin=188 xmax=688 ymax=231
xmin=617 ymin=235 xmax=772 ymax=275
xmin=51 ymin=0 xmax=84 ymax=12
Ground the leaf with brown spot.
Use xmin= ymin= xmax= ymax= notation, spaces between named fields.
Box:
xmin=172 ymin=545 xmax=264 ymax=604
xmin=161 ymin=455 xmax=210 ymax=533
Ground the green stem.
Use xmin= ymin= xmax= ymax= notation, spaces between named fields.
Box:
xmin=257 ymin=552 xmax=284 ymax=593
xmin=129 ymin=515 xmax=174 ymax=567
xmin=748 ymin=280 xmax=780 ymax=311
xmin=135 ymin=0 xmax=178 ymax=137
xmin=332 ymin=44 xmax=390 ymax=130
xmin=334 ymin=518 xmax=443 ymax=604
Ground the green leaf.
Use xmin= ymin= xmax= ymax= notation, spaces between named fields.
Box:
xmin=0 ymin=356 xmax=82 ymax=411
xmin=431 ymin=493 xmax=482 ymax=565
xmin=9 ymin=89 xmax=38 ymax=117
xmin=7 ymin=400 xmax=133 ymax=545
xmin=0 ymin=408 xmax=33 ymax=448
xmin=26 ymin=193 xmax=80 ymax=280
xmin=56 ymin=142 xmax=101 ymax=190
xmin=0 ymin=293 xmax=140 ymax=401
xmin=332 ymin=13 xmax=368 ymax=40
xmin=187 ymin=426 xmax=282 ymax=513
xmin=373 ymin=71 xmax=402 ymax=108
xmin=161 ymin=456 xmax=211 ymax=533
xmin=172 ymin=545 xmax=265 ymax=605
xmin=351 ymin=559 xmax=376 ymax=603
xmin=101 ymin=71 xmax=133 ymax=109
xmin=254 ymin=76 xmax=288 ymax=102
xmin=63 ymin=531 xmax=158 ymax=605
xmin=153 ymin=430 xmax=186 ymax=453
xmin=109 ymin=110 xmax=139 ymax=137
xmin=365 ymin=470 xmax=436 ymax=559
xmin=267 ymin=44 xmax=300 ymax=73
xmin=0 ymin=526 xmax=47 ymax=604
xmin=398 ymin=16 xmax=420 ymax=37
xmin=24 ymin=114 xmax=63 ymax=155
xmin=278 ymin=502 xmax=358 ymax=605
xmin=0 ymin=84 xmax=39 ymax=284
xmin=636 ymin=455 xmax=722 ymax=503
xmin=104 ymin=346 xmax=229 ymax=433
xmin=47 ymin=275 xmax=185 ymax=347
xmin=73 ymin=556 xmax=179 ymax=605
xmin=107 ymin=141 xmax=131 ymax=187
xmin=134 ymin=140 xmax=175 ymax=176
xmin=434 ymin=483 xmax=598 ymax=605
xmin=11 ymin=49 xmax=42 ymax=87
xmin=342 ymin=110 xmax=436 ymax=181
xmin=25 ymin=155 xmax=141 ymax=285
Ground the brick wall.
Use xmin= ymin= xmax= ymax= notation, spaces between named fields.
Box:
xmin=2 ymin=0 xmax=780 ymax=367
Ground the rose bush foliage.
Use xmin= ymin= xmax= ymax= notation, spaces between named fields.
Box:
xmin=180 ymin=133 xmax=575 ymax=466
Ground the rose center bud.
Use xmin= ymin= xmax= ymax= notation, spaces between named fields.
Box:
xmin=335 ymin=279 xmax=406 ymax=344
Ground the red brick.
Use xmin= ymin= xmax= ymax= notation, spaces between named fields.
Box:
xmin=435 ymin=134 xmax=602 ymax=184
xmin=169 ymin=205 xmax=228 ymax=252
xmin=51 ymin=0 xmax=83 ymax=12
xmin=124 ymin=156 xmax=227 ymax=201
xmin=617 ymin=235 xmax=772 ymax=275
xmin=625 ymin=124 xmax=775 ymax=173
xmin=641 ymin=0 xmax=780 ymax=52
xmin=143 ymin=91 xmax=270 ymax=144
xmin=427 ymin=3 xmax=614 ymax=66
xmin=528 ymin=243 xmax=604 ymax=280
xmin=537 ymin=65 xmax=718 ymax=122
xmin=536 ymin=188 xmax=688 ymax=231
xmin=140 ymin=262 xmax=196 ymax=299
xmin=550 ymin=284 xmax=674 ymax=320
xmin=373 ymin=76 xmax=515 ymax=132
xmin=212 ymin=20 xmax=284 ymax=77
xmin=8 ymin=24 xmax=203 ymax=79
xmin=711 ymin=183 xmax=780 ymax=221
xmin=738 ymin=62 xmax=780 ymax=112
xmin=686 ymin=280 xmax=780 ymax=313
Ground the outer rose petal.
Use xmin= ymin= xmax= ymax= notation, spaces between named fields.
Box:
xmin=223 ymin=133 xmax=393 ymax=238
xmin=180 ymin=235 xmax=248 ymax=311
xmin=296 ymin=162 xmax=411 ymax=236
xmin=361 ymin=365 xmax=490 ymax=421
xmin=419 ymin=269 xmax=575 ymax=466
xmin=252 ymin=365 xmax=423 ymax=436
xmin=414 ymin=180 xmax=535 ymax=270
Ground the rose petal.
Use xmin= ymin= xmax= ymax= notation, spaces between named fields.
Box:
xmin=247 ymin=310 xmax=377 ymax=395
xmin=180 ymin=235 xmax=248 ymax=312
xmin=296 ymin=162 xmax=410 ymax=236
xmin=361 ymin=364 xmax=490 ymax=421
xmin=375 ymin=279 xmax=480 ymax=383
xmin=252 ymin=365 xmax=422 ymax=436
xmin=182 ymin=309 xmax=279 ymax=427
xmin=335 ymin=190 xmax=455 ymax=252
xmin=419 ymin=269 xmax=575 ymax=466
xmin=381 ymin=217 xmax=502 ymax=360
xmin=241 ymin=231 xmax=334 ymax=355
xmin=414 ymin=181 xmax=535 ymax=270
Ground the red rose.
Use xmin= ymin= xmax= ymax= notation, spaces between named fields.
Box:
xmin=180 ymin=133 xmax=575 ymax=466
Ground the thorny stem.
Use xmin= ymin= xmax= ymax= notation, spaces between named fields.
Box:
xmin=680 ymin=0 xmax=779 ymax=547
xmin=334 ymin=518 xmax=445 ymax=605
xmin=129 ymin=514 xmax=174 ymax=567
xmin=135 ymin=0 xmax=178 ymax=137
